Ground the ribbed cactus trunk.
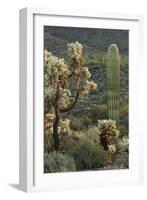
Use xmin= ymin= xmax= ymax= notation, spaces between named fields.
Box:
xmin=106 ymin=44 xmax=120 ymax=124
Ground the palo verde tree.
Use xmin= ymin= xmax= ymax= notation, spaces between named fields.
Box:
xmin=44 ymin=42 xmax=97 ymax=151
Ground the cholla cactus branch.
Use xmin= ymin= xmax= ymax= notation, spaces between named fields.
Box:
xmin=52 ymin=83 xmax=60 ymax=151
xmin=98 ymin=119 xmax=119 ymax=151
xmin=60 ymin=90 xmax=79 ymax=113
xmin=44 ymin=41 xmax=97 ymax=151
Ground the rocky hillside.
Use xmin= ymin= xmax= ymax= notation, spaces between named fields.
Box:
xmin=44 ymin=26 xmax=129 ymax=128
xmin=44 ymin=26 xmax=128 ymax=55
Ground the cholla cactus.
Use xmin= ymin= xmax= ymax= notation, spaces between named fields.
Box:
xmin=81 ymin=67 xmax=91 ymax=79
xmin=59 ymin=88 xmax=71 ymax=109
xmin=59 ymin=119 xmax=71 ymax=134
xmin=45 ymin=118 xmax=70 ymax=135
xmin=44 ymin=113 xmax=55 ymax=129
xmin=98 ymin=119 xmax=119 ymax=151
xmin=67 ymin=41 xmax=83 ymax=61
xmin=118 ymin=136 xmax=129 ymax=152
xmin=45 ymin=51 xmax=70 ymax=85
xmin=44 ymin=41 xmax=97 ymax=151
xmin=80 ymin=80 xmax=97 ymax=96
xmin=108 ymin=144 xmax=116 ymax=154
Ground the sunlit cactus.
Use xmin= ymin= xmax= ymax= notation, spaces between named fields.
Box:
xmin=106 ymin=44 xmax=120 ymax=124
xmin=44 ymin=42 xmax=97 ymax=151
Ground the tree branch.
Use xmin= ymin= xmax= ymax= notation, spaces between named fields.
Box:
xmin=53 ymin=84 xmax=60 ymax=151
xmin=60 ymin=90 xmax=79 ymax=113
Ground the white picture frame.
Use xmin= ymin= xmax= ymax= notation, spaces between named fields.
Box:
xmin=19 ymin=7 xmax=144 ymax=192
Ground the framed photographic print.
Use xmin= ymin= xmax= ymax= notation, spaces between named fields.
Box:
xmin=19 ymin=8 xmax=144 ymax=192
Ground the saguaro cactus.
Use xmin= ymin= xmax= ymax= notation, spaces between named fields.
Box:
xmin=106 ymin=44 xmax=120 ymax=124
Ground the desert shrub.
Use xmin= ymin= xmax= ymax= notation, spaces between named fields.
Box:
xmin=120 ymin=104 xmax=128 ymax=113
xmin=99 ymin=94 xmax=108 ymax=104
xmin=120 ymin=117 xmax=128 ymax=132
xmin=68 ymin=138 xmax=108 ymax=170
xmin=90 ymin=104 xmax=108 ymax=124
xmin=44 ymin=152 xmax=76 ymax=173
xmin=70 ymin=125 xmax=100 ymax=145
xmin=71 ymin=125 xmax=100 ymax=144
xmin=44 ymin=135 xmax=52 ymax=153
xmin=119 ymin=125 xmax=128 ymax=136
xmin=71 ymin=130 xmax=84 ymax=141
xmin=83 ymin=125 xmax=99 ymax=145
xmin=82 ymin=116 xmax=93 ymax=128
xmin=44 ymin=129 xmax=72 ymax=153
xmin=117 ymin=136 xmax=129 ymax=152
xmin=70 ymin=117 xmax=84 ymax=130
xmin=44 ymin=118 xmax=73 ymax=153
xmin=70 ymin=116 xmax=92 ymax=131
xmin=120 ymin=104 xmax=128 ymax=131
xmin=112 ymin=151 xmax=129 ymax=169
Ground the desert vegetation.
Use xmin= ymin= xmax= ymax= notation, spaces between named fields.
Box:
xmin=44 ymin=27 xmax=129 ymax=173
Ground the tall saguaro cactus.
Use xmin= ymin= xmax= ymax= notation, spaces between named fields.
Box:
xmin=106 ymin=44 xmax=120 ymax=124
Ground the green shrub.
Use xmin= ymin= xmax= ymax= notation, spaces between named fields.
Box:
xmin=83 ymin=125 xmax=99 ymax=145
xmin=70 ymin=116 xmax=92 ymax=131
xmin=90 ymin=104 xmax=108 ymax=124
xmin=70 ymin=117 xmax=83 ymax=130
xmin=71 ymin=125 xmax=99 ymax=144
xmin=68 ymin=138 xmax=108 ymax=170
xmin=44 ymin=152 xmax=76 ymax=173
xmin=82 ymin=116 xmax=93 ymax=128
xmin=71 ymin=130 xmax=84 ymax=141
xmin=120 ymin=104 xmax=128 ymax=131
xmin=117 ymin=136 xmax=129 ymax=152
xmin=119 ymin=125 xmax=128 ymax=136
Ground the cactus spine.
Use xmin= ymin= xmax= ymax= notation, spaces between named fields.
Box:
xmin=106 ymin=44 xmax=120 ymax=124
